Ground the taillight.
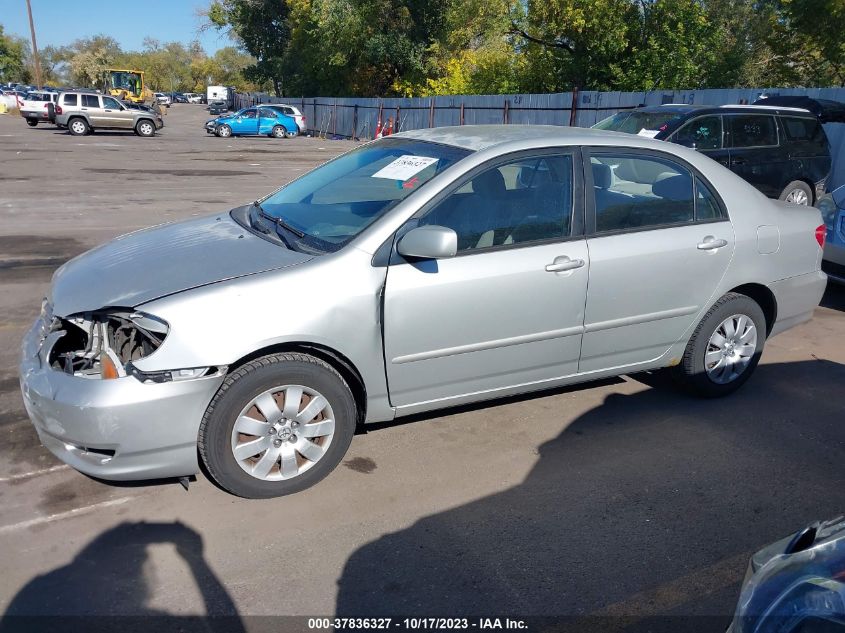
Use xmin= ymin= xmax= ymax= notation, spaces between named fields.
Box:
xmin=55 ymin=105 xmax=62 ymax=115
xmin=815 ymin=224 xmax=826 ymax=248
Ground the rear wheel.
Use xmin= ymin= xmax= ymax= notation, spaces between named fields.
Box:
xmin=672 ymin=292 xmax=766 ymax=397
xmin=26 ymin=119 xmax=37 ymax=127
xmin=271 ymin=125 xmax=286 ymax=138
xmin=135 ymin=119 xmax=156 ymax=137
xmin=68 ymin=117 xmax=89 ymax=136
xmin=198 ymin=353 xmax=357 ymax=498
xmin=216 ymin=124 xmax=232 ymax=138
xmin=780 ymin=181 xmax=813 ymax=206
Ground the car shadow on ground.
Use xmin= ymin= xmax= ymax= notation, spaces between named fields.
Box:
xmin=0 ymin=521 xmax=244 ymax=633
xmin=335 ymin=359 xmax=845 ymax=632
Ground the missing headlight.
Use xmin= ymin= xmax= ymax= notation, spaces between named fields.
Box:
xmin=48 ymin=310 xmax=168 ymax=379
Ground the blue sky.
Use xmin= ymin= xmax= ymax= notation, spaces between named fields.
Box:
xmin=3 ymin=0 xmax=232 ymax=53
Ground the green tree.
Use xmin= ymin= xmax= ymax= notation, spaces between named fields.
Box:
xmin=0 ymin=25 xmax=31 ymax=83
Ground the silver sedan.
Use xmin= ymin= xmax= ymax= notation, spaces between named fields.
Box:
xmin=19 ymin=125 xmax=828 ymax=498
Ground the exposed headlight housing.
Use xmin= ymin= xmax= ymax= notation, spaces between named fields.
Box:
xmin=48 ymin=310 xmax=169 ymax=380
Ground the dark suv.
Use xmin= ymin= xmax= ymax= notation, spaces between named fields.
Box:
xmin=594 ymin=104 xmax=832 ymax=205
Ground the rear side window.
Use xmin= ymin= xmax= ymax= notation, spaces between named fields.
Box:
xmin=81 ymin=95 xmax=99 ymax=108
xmin=781 ymin=117 xmax=826 ymax=146
xmin=591 ymin=154 xmax=694 ymax=232
xmin=729 ymin=115 xmax=777 ymax=148
xmin=695 ymin=178 xmax=725 ymax=221
xmin=62 ymin=94 xmax=78 ymax=106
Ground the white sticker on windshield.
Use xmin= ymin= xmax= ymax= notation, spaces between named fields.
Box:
xmin=372 ymin=155 xmax=438 ymax=181
xmin=637 ymin=129 xmax=660 ymax=138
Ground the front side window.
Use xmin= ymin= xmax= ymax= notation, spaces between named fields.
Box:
xmin=420 ymin=154 xmax=574 ymax=252
xmin=102 ymin=96 xmax=122 ymax=109
xmin=591 ymin=154 xmax=695 ymax=232
xmin=255 ymin=138 xmax=471 ymax=253
xmin=672 ymin=116 xmax=722 ymax=150
xmin=81 ymin=94 xmax=100 ymax=108
xmin=729 ymin=115 xmax=777 ymax=148
xmin=241 ymin=109 xmax=257 ymax=119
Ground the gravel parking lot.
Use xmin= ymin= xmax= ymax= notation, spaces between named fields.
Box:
xmin=1 ymin=105 xmax=844 ymax=629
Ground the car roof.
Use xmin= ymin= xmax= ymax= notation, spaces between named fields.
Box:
xmin=393 ymin=124 xmax=647 ymax=151
xmin=625 ymin=103 xmax=815 ymax=117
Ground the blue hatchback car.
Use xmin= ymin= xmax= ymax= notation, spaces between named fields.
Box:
xmin=205 ymin=106 xmax=298 ymax=139
xmin=818 ymin=184 xmax=845 ymax=284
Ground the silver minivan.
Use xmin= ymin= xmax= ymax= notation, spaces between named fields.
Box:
xmin=20 ymin=126 xmax=827 ymax=498
xmin=54 ymin=91 xmax=164 ymax=136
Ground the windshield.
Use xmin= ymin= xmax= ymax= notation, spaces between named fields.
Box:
xmin=255 ymin=138 xmax=471 ymax=253
xmin=593 ymin=111 xmax=687 ymax=136
xmin=109 ymin=72 xmax=141 ymax=96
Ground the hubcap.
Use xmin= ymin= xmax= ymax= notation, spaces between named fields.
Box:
xmin=785 ymin=188 xmax=809 ymax=205
xmin=230 ymin=385 xmax=335 ymax=481
xmin=705 ymin=314 xmax=757 ymax=384
xmin=140 ymin=123 xmax=152 ymax=134
xmin=71 ymin=121 xmax=84 ymax=133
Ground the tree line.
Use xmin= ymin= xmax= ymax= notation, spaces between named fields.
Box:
xmin=208 ymin=0 xmax=845 ymax=96
xmin=2 ymin=0 xmax=844 ymax=96
xmin=0 ymin=27 xmax=261 ymax=93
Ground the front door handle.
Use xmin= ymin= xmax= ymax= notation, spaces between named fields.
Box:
xmin=545 ymin=256 xmax=585 ymax=273
xmin=697 ymin=236 xmax=728 ymax=251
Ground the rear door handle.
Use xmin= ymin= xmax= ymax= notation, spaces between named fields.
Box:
xmin=545 ymin=256 xmax=585 ymax=272
xmin=697 ymin=236 xmax=728 ymax=250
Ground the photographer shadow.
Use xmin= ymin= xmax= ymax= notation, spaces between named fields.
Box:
xmin=1 ymin=521 xmax=244 ymax=633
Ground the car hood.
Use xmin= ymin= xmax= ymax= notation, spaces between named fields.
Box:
xmin=50 ymin=210 xmax=313 ymax=316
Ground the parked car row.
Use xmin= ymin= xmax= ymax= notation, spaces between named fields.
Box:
xmin=205 ymin=104 xmax=306 ymax=139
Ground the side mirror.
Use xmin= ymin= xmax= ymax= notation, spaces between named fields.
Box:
xmin=397 ymin=225 xmax=458 ymax=260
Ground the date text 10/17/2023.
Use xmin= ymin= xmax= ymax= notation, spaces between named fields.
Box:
xmin=307 ymin=618 xmax=528 ymax=630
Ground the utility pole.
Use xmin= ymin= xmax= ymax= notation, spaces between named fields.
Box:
xmin=25 ymin=0 xmax=43 ymax=88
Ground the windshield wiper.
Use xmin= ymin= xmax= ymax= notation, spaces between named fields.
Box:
xmin=254 ymin=200 xmax=305 ymax=238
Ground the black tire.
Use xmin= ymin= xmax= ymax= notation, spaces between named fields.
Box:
xmin=26 ymin=119 xmax=37 ymax=127
xmin=135 ymin=119 xmax=156 ymax=137
xmin=198 ymin=353 xmax=357 ymax=498
xmin=672 ymin=292 xmax=766 ymax=397
xmin=271 ymin=124 xmax=286 ymax=138
xmin=67 ymin=117 xmax=89 ymax=136
xmin=779 ymin=180 xmax=813 ymax=206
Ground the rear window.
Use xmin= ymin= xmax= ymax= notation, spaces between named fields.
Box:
xmin=81 ymin=94 xmax=99 ymax=108
xmin=729 ymin=115 xmax=778 ymax=148
xmin=782 ymin=117 xmax=826 ymax=145
xmin=25 ymin=92 xmax=50 ymax=102
xmin=62 ymin=94 xmax=78 ymax=107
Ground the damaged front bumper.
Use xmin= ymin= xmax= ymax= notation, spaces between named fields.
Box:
xmin=18 ymin=311 xmax=225 ymax=481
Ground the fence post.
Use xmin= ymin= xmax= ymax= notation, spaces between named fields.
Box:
xmin=503 ymin=99 xmax=510 ymax=124
xmin=569 ymin=88 xmax=579 ymax=126
xmin=429 ymin=99 xmax=435 ymax=127
xmin=353 ymin=104 xmax=358 ymax=139
xmin=395 ymin=106 xmax=400 ymax=133
xmin=332 ymin=100 xmax=337 ymax=136
xmin=312 ymin=98 xmax=317 ymax=135
xmin=459 ymin=102 xmax=464 ymax=125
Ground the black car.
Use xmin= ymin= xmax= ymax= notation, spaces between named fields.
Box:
xmin=172 ymin=94 xmax=188 ymax=104
xmin=208 ymin=100 xmax=227 ymax=115
xmin=594 ymin=103 xmax=835 ymax=205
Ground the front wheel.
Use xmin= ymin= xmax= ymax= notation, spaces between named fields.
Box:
xmin=780 ymin=180 xmax=813 ymax=206
xmin=271 ymin=125 xmax=286 ymax=138
xmin=672 ymin=292 xmax=766 ymax=397
xmin=198 ymin=353 xmax=357 ymax=498
xmin=216 ymin=124 xmax=232 ymax=138
xmin=26 ymin=119 xmax=37 ymax=127
xmin=135 ymin=119 xmax=156 ymax=137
